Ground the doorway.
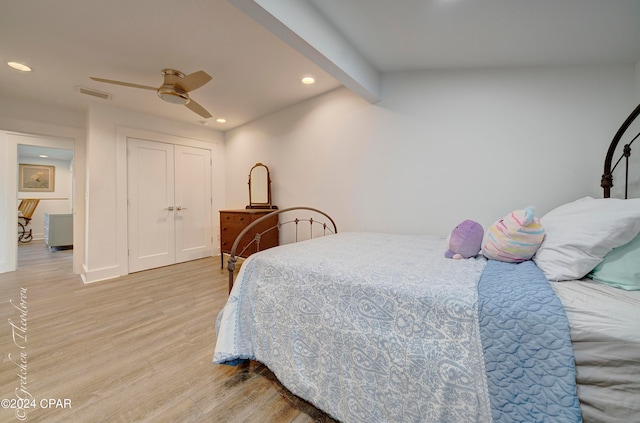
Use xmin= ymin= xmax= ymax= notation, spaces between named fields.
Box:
xmin=16 ymin=142 xmax=75 ymax=271
xmin=127 ymin=138 xmax=212 ymax=273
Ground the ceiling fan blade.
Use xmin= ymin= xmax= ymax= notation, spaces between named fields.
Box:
xmin=89 ymin=77 xmax=157 ymax=91
xmin=177 ymin=71 xmax=212 ymax=92
xmin=185 ymin=98 xmax=212 ymax=118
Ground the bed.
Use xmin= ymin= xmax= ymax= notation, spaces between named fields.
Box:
xmin=214 ymin=104 xmax=640 ymax=422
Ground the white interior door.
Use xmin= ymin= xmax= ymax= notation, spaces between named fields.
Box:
xmin=128 ymin=138 xmax=176 ymax=272
xmin=174 ymin=144 xmax=212 ymax=263
xmin=127 ymin=138 xmax=212 ymax=273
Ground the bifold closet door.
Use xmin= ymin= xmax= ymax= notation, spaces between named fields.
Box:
xmin=127 ymin=138 xmax=212 ymax=273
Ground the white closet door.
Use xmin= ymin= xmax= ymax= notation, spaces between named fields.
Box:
xmin=128 ymin=138 xmax=176 ymax=272
xmin=174 ymin=144 xmax=212 ymax=263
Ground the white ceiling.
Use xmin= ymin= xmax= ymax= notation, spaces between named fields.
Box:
xmin=1 ymin=0 xmax=639 ymax=131
xmin=0 ymin=0 xmax=341 ymax=130
xmin=309 ymin=0 xmax=640 ymax=72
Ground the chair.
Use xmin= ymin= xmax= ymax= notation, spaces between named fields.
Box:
xmin=18 ymin=199 xmax=39 ymax=243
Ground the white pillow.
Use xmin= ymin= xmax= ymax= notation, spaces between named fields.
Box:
xmin=533 ymin=196 xmax=640 ymax=281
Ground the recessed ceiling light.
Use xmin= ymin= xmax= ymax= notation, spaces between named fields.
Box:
xmin=39 ymin=154 xmax=48 ymax=158
xmin=8 ymin=61 xmax=32 ymax=72
xmin=301 ymin=76 xmax=315 ymax=85
xmin=216 ymin=118 xmax=227 ymax=123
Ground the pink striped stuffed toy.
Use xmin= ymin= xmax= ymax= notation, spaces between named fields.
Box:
xmin=482 ymin=206 xmax=545 ymax=263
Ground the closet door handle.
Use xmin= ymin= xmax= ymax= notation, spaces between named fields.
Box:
xmin=176 ymin=206 xmax=187 ymax=211
xmin=165 ymin=206 xmax=175 ymax=211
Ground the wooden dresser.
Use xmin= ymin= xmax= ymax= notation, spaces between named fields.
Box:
xmin=219 ymin=209 xmax=279 ymax=267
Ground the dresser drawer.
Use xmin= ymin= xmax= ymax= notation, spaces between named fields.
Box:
xmin=220 ymin=222 xmax=244 ymax=240
xmin=221 ymin=213 xmax=249 ymax=224
xmin=220 ymin=228 xmax=245 ymax=250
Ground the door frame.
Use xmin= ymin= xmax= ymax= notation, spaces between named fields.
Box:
xmin=116 ymin=127 xmax=218 ymax=276
xmin=1 ymin=129 xmax=84 ymax=275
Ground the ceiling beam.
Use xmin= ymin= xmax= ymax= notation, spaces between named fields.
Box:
xmin=229 ymin=0 xmax=380 ymax=103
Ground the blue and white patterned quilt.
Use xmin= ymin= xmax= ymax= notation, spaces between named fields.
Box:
xmin=214 ymin=232 xmax=581 ymax=422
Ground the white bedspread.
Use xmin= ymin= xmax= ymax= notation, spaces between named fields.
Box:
xmin=214 ymin=232 xmax=490 ymax=422
xmin=550 ymin=279 xmax=640 ymax=422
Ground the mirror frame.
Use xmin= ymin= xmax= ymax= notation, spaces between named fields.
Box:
xmin=247 ymin=163 xmax=275 ymax=209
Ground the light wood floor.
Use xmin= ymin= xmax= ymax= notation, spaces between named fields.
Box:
xmin=0 ymin=241 xmax=335 ymax=422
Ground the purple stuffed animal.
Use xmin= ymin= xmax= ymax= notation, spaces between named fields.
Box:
xmin=445 ymin=219 xmax=484 ymax=259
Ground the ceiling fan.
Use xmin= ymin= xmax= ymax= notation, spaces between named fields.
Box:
xmin=90 ymin=69 xmax=213 ymax=118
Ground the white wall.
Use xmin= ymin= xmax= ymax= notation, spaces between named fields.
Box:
xmin=622 ymin=60 xmax=640 ymax=199
xmin=83 ymin=103 xmax=225 ymax=283
xmin=225 ymin=64 xmax=637 ymax=236
xmin=635 ymin=59 xmax=640 ymax=101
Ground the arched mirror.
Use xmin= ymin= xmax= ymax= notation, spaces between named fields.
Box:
xmin=247 ymin=163 xmax=275 ymax=209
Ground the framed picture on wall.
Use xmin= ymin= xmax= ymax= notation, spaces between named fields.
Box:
xmin=19 ymin=164 xmax=55 ymax=192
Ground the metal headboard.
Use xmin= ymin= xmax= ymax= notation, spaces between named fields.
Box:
xmin=601 ymin=103 xmax=640 ymax=198
xmin=226 ymin=206 xmax=337 ymax=292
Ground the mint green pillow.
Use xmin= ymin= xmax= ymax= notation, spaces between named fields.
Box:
xmin=588 ymin=232 xmax=640 ymax=290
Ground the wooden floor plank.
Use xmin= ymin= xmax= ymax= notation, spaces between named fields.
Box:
xmin=0 ymin=241 xmax=335 ymax=422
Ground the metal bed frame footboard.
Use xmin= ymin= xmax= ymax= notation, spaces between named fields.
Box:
xmin=602 ymin=103 xmax=640 ymax=198
xmin=227 ymin=206 xmax=337 ymax=292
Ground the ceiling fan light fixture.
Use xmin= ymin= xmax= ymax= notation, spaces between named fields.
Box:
xmin=157 ymin=85 xmax=189 ymax=105
xmin=90 ymin=68 xmax=212 ymax=117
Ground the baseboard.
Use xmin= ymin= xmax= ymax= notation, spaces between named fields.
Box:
xmin=81 ymin=264 xmax=121 ymax=284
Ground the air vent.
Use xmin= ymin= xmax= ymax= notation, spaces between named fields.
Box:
xmin=77 ymin=86 xmax=111 ymax=100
